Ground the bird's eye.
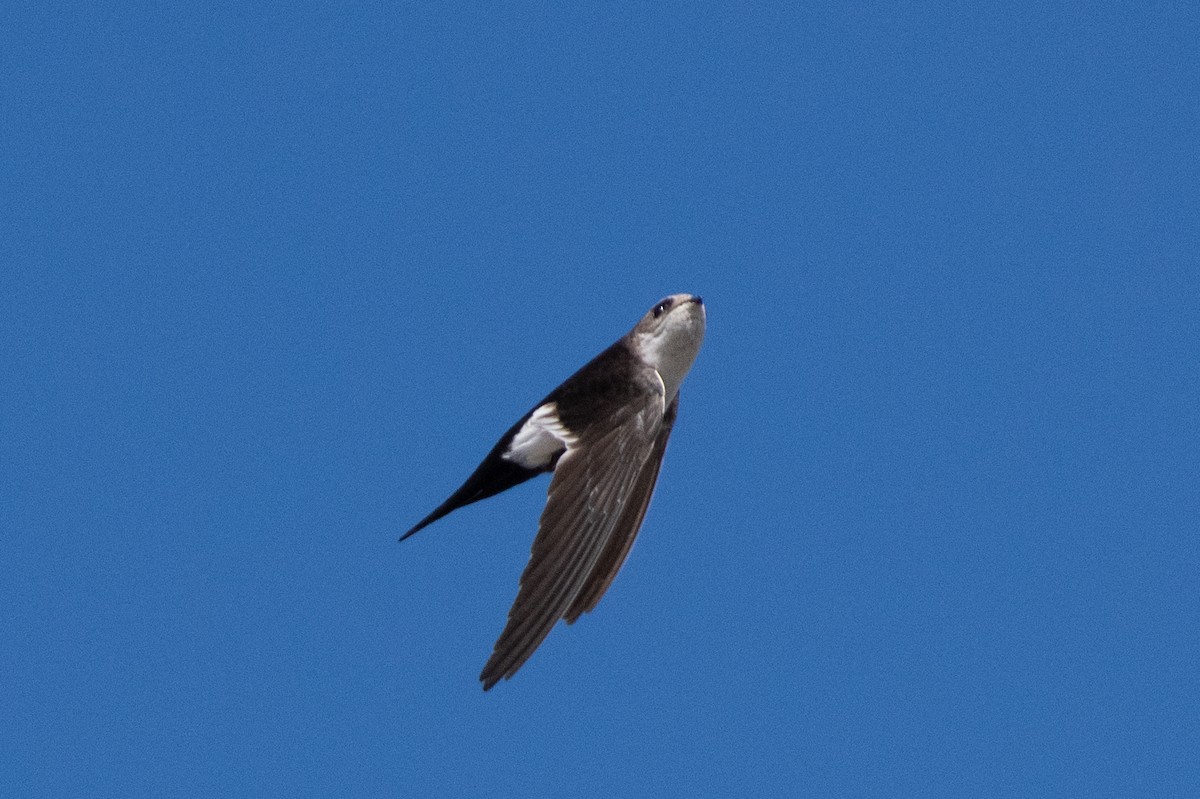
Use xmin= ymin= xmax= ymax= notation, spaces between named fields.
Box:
xmin=652 ymin=301 xmax=669 ymax=318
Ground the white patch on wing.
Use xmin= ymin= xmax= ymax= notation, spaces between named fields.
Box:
xmin=502 ymin=402 xmax=577 ymax=468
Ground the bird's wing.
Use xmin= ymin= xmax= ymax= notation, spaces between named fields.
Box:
xmin=564 ymin=391 xmax=679 ymax=624
xmin=479 ymin=385 xmax=665 ymax=689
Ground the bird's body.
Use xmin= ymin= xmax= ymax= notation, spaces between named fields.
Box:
xmin=403 ymin=294 xmax=706 ymax=690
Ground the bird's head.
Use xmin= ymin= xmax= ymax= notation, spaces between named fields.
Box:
xmin=628 ymin=294 xmax=706 ymax=400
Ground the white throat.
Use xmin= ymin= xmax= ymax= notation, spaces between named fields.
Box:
xmin=633 ymin=310 xmax=705 ymax=402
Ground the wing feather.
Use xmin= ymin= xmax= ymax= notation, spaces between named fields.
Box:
xmin=564 ymin=392 xmax=679 ymax=623
xmin=479 ymin=395 xmax=662 ymax=689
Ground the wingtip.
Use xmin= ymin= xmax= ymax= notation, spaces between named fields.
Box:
xmin=479 ymin=653 xmax=514 ymax=691
xmin=398 ymin=506 xmax=448 ymax=542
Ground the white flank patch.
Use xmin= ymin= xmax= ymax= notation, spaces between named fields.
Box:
xmin=502 ymin=402 xmax=576 ymax=468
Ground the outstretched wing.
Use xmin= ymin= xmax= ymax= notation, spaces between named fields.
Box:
xmin=564 ymin=391 xmax=679 ymax=623
xmin=479 ymin=384 xmax=665 ymax=690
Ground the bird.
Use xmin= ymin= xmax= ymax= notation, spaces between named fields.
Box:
xmin=401 ymin=294 xmax=706 ymax=690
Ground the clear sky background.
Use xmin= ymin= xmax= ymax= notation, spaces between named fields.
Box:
xmin=4 ymin=2 xmax=1198 ymax=797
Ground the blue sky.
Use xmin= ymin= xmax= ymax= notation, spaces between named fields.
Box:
xmin=4 ymin=2 xmax=1198 ymax=796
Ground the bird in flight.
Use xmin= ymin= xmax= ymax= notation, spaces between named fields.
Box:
xmin=402 ymin=294 xmax=706 ymax=690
